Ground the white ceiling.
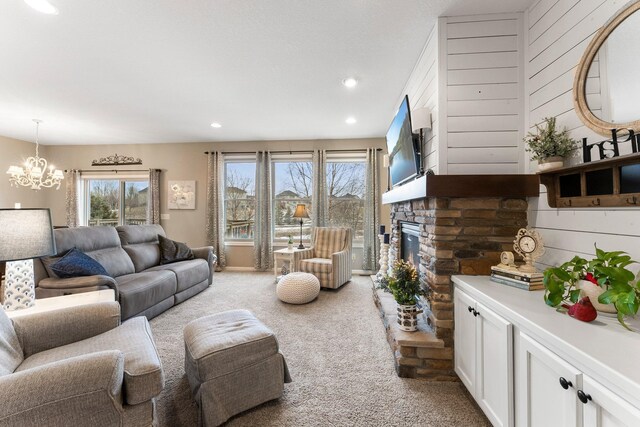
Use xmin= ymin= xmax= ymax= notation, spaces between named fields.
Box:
xmin=0 ymin=0 xmax=534 ymax=145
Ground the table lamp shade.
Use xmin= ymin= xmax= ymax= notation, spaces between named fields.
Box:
xmin=292 ymin=204 xmax=309 ymax=219
xmin=0 ymin=208 xmax=56 ymax=262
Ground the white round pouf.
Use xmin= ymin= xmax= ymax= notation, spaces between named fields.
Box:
xmin=277 ymin=272 xmax=320 ymax=304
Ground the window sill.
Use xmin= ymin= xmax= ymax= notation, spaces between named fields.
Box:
xmin=224 ymin=242 xmax=364 ymax=249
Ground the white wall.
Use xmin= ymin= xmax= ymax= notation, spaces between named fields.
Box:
xmin=443 ymin=13 xmax=525 ymax=174
xmin=525 ymin=0 xmax=640 ymax=267
xmin=400 ymin=22 xmax=440 ymax=174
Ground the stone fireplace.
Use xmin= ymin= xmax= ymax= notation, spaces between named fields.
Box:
xmin=373 ymin=175 xmax=538 ymax=380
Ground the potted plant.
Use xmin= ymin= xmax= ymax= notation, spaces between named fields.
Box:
xmin=543 ymin=245 xmax=638 ymax=329
xmin=387 ymin=260 xmax=425 ymax=332
xmin=524 ymin=117 xmax=578 ymax=171
xmin=287 ymin=235 xmax=294 ymax=251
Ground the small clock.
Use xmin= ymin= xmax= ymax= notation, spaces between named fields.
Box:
xmin=513 ymin=228 xmax=545 ymax=273
xmin=498 ymin=251 xmax=516 ymax=270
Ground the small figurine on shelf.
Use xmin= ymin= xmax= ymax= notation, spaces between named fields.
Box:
xmin=287 ymin=235 xmax=294 ymax=251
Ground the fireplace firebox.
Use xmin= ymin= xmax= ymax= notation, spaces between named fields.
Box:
xmin=400 ymin=222 xmax=420 ymax=268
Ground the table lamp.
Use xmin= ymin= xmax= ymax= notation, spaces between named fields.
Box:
xmin=0 ymin=208 xmax=56 ymax=310
xmin=292 ymin=204 xmax=309 ymax=249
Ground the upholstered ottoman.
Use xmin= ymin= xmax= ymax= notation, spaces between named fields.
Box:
xmin=276 ymin=272 xmax=321 ymax=304
xmin=184 ymin=309 xmax=291 ymax=426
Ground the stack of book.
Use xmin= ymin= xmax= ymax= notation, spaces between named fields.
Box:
xmin=490 ymin=266 xmax=544 ymax=291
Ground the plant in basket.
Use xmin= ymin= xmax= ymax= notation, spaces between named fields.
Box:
xmin=543 ymin=245 xmax=639 ymax=329
xmin=387 ymin=260 xmax=426 ymax=332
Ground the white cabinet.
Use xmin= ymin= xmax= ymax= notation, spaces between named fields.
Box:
xmin=582 ymin=375 xmax=640 ymax=427
xmin=454 ymin=288 xmax=513 ymax=427
xmin=517 ymin=332 xmax=582 ymax=427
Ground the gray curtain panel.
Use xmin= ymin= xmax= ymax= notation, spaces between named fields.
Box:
xmin=363 ymin=148 xmax=380 ymax=271
xmin=311 ymin=149 xmax=327 ymax=228
xmin=146 ymin=169 xmax=161 ymax=225
xmin=206 ymin=151 xmax=226 ymax=268
xmin=254 ymin=151 xmax=273 ymax=270
xmin=65 ymin=169 xmax=81 ymax=227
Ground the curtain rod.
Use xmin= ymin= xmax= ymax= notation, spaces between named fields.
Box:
xmin=63 ymin=169 xmax=159 ymax=173
xmin=203 ymin=148 xmax=383 ymax=155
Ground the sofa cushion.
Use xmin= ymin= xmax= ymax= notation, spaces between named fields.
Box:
xmin=16 ymin=317 xmax=164 ymax=405
xmin=0 ymin=309 xmax=23 ymax=377
xmin=147 ymin=259 xmax=209 ymax=292
xmin=158 ymin=235 xmax=194 ymax=265
xmin=117 ymin=225 xmax=165 ymax=272
xmin=299 ymin=258 xmax=333 ymax=274
xmin=314 ymin=228 xmax=348 ymax=259
xmin=116 ymin=271 xmax=177 ymax=320
xmin=43 ymin=227 xmax=135 ymax=278
xmin=50 ymin=248 xmax=110 ymax=278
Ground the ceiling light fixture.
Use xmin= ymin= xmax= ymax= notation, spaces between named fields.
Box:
xmin=24 ymin=0 xmax=59 ymax=15
xmin=345 ymin=117 xmax=357 ymax=125
xmin=210 ymin=122 xmax=222 ymax=128
xmin=342 ymin=78 xmax=358 ymax=88
xmin=6 ymin=119 xmax=64 ymax=190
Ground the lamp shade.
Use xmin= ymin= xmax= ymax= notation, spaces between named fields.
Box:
xmin=292 ymin=204 xmax=309 ymax=219
xmin=411 ymin=107 xmax=432 ymax=132
xmin=0 ymin=208 xmax=56 ymax=262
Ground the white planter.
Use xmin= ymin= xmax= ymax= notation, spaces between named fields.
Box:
xmin=287 ymin=243 xmax=293 ymax=251
xmin=537 ymin=156 xmax=564 ymax=172
xmin=578 ymin=280 xmax=617 ymax=314
xmin=396 ymin=304 xmax=422 ymax=332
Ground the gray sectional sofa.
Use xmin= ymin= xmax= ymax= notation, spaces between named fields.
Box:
xmin=34 ymin=224 xmax=216 ymax=320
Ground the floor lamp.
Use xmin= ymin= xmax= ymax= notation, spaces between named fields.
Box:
xmin=292 ymin=204 xmax=309 ymax=249
xmin=0 ymin=208 xmax=56 ymax=310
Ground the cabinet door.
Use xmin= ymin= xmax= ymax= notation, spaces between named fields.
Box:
xmin=582 ymin=376 xmax=640 ymax=427
xmin=517 ymin=333 xmax=582 ymax=427
xmin=454 ymin=288 xmax=477 ymax=393
xmin=475 ymin=301 xmax=513 ymax=427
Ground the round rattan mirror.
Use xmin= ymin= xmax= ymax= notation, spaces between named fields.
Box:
xmin=574 ymin=0 xmax=640 ymax=136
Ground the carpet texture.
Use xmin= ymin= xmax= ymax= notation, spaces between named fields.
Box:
xmin=150 ymin=272 xmax=489 ymax=426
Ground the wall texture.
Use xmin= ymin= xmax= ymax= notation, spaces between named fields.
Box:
xmin=41 ymin=138 xmax=387 ymax=268
xmin=525 ymin=0 xmax=640 ymax=267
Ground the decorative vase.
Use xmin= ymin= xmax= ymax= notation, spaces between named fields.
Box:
xmin=537 ymin=156 xmax=564 ymax=172
xmin=287 ymin=243 xmax=293 ymax=251
xmin=396 ymin=304 xmax=422 ymax=332
xmin=578 ymin=280 xmax=616 ymax=314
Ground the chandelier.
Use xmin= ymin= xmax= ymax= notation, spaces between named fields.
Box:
xmin=6 ymin=119 xmax=64 ymax=190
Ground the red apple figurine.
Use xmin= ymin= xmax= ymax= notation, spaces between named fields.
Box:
xmin=563 ymin=297 xmax=598 ymax=322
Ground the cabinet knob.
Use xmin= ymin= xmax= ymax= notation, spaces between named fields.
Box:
xmin=559 ymin=377 xmax=572 ymax=390
xmin=577 ymin=390 xmax=592 ymax=404
xmin=473 ymin=309 xmax=479 ymax=317
xmin=468 ymin=306 xmax=473 ymax=313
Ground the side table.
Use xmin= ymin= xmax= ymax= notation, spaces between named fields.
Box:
xmin=273 ymin=247 xmax=307 ymax=282
xmin=4 ymin=289 xmax=116 ymax=319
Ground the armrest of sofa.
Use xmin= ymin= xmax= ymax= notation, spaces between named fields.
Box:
xmin=13 ymin=302 xmax=121 ymax=358
xmin=332 ymin=249 xmax=352 ymax=281
xmin=0 ymin=351 xmax=125 ymax=424
xmin=39 ymin=275 xmax=119 ymax=299
xmin=192 ymin=246 xmax=217 ymax=280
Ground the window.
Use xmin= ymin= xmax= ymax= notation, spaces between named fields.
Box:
xmin=326 ymin=156 xmax=366 ymax=243
xmin=224 ymin=160 xmax=256 ymax=240
xmin=272 ymin=158 xmax=312 ymax=242
xmin=85 ymin=177 xmax=148 ymax=226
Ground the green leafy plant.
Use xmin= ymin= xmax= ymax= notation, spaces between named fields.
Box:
xmin=524 ymin=117 xmax=578 ymax=161
xmin=287 ymin=235 xmax=293 ymax=244
xmin=543 ymin=245 xmax=638 ymax=329
xmin=387 ymin=260 xmax=425 ymax=305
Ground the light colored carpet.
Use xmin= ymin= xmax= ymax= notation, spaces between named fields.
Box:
xmin=150 ymin=272 xmax=489 ymax=426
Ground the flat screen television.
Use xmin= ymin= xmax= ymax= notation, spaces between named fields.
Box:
xmin=386 ymin=95 xmax=419 ymax=187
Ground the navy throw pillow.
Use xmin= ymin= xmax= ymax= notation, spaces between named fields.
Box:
xmin=50 ymin=248 xmax=110 ymax=278
xmin=158 ymin=234 xmax=194 ymax=265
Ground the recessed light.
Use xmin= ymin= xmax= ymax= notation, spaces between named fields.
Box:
xmin=210 ymin=122 xmax=222 ymax=128
xmin=345 ymin=117 xmax=357 ymax=125
xmin=24 ymin=0 xmax=59 ymax=15
xmin=342 ymin=77 xmax=358 ymax=88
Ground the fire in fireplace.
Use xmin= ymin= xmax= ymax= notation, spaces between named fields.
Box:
xmin=400 ymin=222 xmax=420 ymax=268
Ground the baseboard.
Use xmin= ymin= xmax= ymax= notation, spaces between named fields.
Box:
xmin=221 ymin=267 xmax=256 ymax=272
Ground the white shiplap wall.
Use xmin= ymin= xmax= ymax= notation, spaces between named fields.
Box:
xmin=444 ymin=13 xmax=525 ymax=174
xmin=401 ymin=22 xmax=440 ymax=173
xmin=525 ymin=0 xmax=640 ymax=268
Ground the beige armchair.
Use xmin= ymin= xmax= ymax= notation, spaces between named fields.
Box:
xmin=297 ymin=227 xmax=352 ymax=289
xmin=0 ymin=302 xmax=164 ymax=427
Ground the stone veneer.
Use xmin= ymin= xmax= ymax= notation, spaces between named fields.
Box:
xmin=375 ymin=197 xmax=528 ymax=379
